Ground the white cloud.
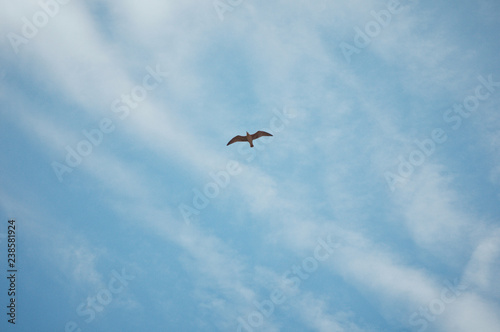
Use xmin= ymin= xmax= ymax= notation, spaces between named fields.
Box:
xmin=2 ymin=0 xmax=500 ymax=331
xmin=439 ymin=292 xmax=500 ymax=332
xmin=293 ymin=293 xmax=366 ymax=332
xmin=463 ymin=228 xmax=500 ymax=298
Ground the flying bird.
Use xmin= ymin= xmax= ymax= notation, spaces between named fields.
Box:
xmin=227 ymin=131 xmax=273 ymax=147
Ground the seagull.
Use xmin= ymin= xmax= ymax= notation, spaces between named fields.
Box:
xmin=227 ymin=131 xmax=273 ymax=147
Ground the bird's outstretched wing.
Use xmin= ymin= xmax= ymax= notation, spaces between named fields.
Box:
xmin=227 ymin=135 xmax=247 ymax=146
xmin=251 ymin=131 xmax=273 ymax=139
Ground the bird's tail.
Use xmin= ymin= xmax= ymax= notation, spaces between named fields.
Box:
xmin=250 ymin=142 xmax=254 ymax=148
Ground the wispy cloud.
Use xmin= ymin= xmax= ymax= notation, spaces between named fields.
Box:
xmin=1 ymin=0 xmax=499 ymax=331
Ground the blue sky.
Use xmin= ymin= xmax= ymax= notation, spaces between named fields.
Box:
xmin=1 ymin=0 xmax=500 ymax=331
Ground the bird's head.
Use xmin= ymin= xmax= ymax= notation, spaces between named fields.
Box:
xmin=246 ymin=131 xmax=250 ymax=135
